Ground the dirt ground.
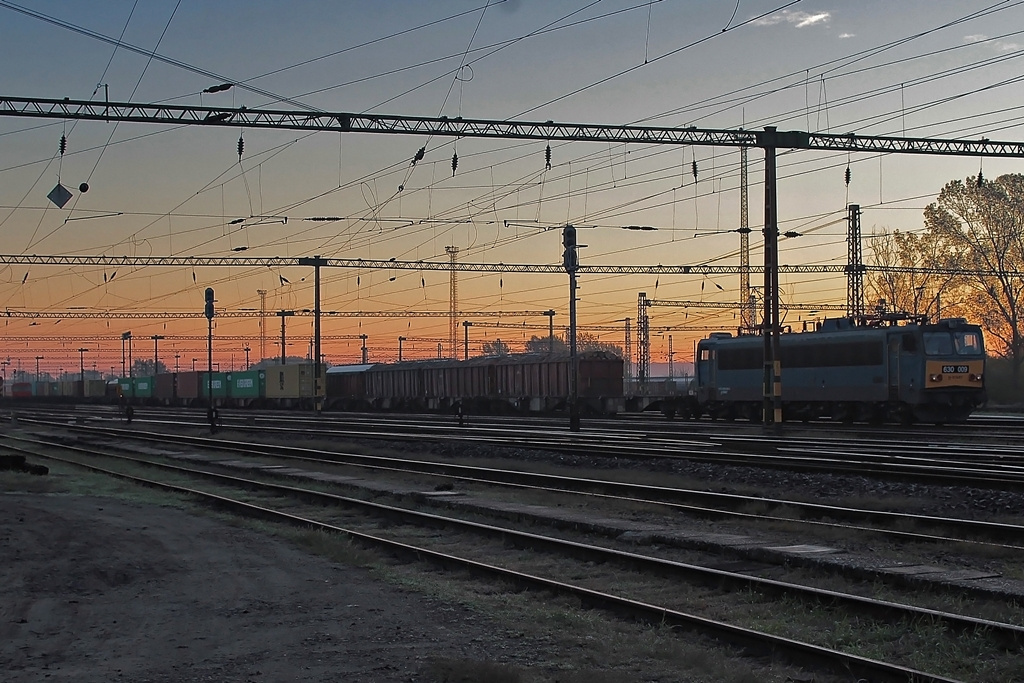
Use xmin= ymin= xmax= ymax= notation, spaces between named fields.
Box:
xmin=0 ymin=491 xmax=553 ymax=683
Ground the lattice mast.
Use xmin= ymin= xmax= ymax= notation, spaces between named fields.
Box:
xmin=624 ymin=317 xmax=632 ymax=381
xmin=637 ymin=292 xmax=650 ymax=384
xmin=257 ymin=289 xmax=268 ymax=362
xmin=446 ymin=246 xmax=459 ymax=359
xmin=740 ymin=145 xmax=753 ymax=331
xmin=846 ymin=204 xmax=864 ymax=319
xmin=667 ymin=334 xmax=674 ymax=379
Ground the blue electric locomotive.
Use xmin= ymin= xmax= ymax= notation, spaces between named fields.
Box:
xmin=690 ymin=316 xmax=986 ymax=424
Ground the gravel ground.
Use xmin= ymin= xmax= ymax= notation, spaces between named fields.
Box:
xmin=8 ymin=421 xmax=1021 ymax=683
xmin=0 ymin=491 xmax=557 ymax=683
xmin=419 ymin=438 xmax=1024 ymax=520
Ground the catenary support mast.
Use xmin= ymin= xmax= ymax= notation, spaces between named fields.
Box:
xmin=5 ymin=96 xmax=1024 ymax=427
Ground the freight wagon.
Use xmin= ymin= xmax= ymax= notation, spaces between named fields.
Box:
xmin=12 ymin=353 xmax=625 ymax=417
xmin=329 ymin=351 xmax=624 ymax=415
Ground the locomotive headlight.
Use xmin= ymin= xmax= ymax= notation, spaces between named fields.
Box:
xmin=970 ymin=373 xmax=983 ymax=382
xmin=929 ymin=373 xmax=942 ymax=382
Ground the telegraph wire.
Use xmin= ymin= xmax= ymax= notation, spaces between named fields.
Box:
xmin=640 ymin=0 xmax=1024 ymax=126
xmin=510 ymin=0 xmax=802 ymax=118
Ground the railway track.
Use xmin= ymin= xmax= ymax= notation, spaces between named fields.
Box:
xmin=11 ymin=405 xmax=1024 ymax=489
xmin=9 ymin=400 xmax=1024 ymax=442
xmin=14 ymin=416 xmax=1024 ymax=553
xmin=5 ymin=426 xmax=1019 ymax=682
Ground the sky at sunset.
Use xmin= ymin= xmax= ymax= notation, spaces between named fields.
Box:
xmin=2 ymin=0 xmax=1024 ymax=379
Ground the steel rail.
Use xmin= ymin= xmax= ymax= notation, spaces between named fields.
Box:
xmin=16 ymin=415 xmax=1024 ymax=547
xmin=6 ymin=439 xmax=993 ymax=680
xmin=98 ymin=411 xmax=1024 ymax=489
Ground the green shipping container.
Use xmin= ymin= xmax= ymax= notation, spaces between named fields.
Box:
xmin=201 ymin=372 xmax=228 ymax=399
xmin=132 ymin=376 xmax=154 ymax=398
xmin=225 ymin=370 xmax=264 ymax=399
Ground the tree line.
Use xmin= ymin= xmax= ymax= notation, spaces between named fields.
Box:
xmin=869 ymin=173 xmax=1024 ymax=388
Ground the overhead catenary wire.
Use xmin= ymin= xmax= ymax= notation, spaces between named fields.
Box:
xmin=6 ymin=1 xmax=1024 ymax=348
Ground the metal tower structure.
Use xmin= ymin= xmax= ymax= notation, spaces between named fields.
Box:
xmin=847 ymin=204 xmax=865 ymax=318
xmin=446 ymin=246 xmax=459 ymax=359
xmin=257 ymin=289 xmax=268 ymax=362
xmin=0 ymin=253 xmax=1017 ymax=279
xmin=624 ymin=317 xmax=632 ymax=381
xmin=667 ymin=335 xmax=674 ymax=379
xmin=1 ymin=308 xmax=554 ymax=320
xmin=641 ymin=298 xmax=847 ymax=313
xmin=739 ymin=145 xmax=754 ymax=332
xmin=637 ymin=292 xmax=650 ymax=385
xmin=6 ymin=94 xmax=1024 ymax=426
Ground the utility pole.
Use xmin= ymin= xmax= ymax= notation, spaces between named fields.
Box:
xmin=10 ymin=97 xmax=1022 ymax=429
xmin=243 ymin=345 xmax=250 ymax=369
xmin=762 ymin=130 xmax=782 ymax=431
xmin=277 ymin=310 xmax=294 ymax=364
xmin=257 ymin=289 xmax=268 ymax=363
xmin=847 ymin=204 xmax=864 ymax=319
xmin=205 ymin=287 xmax=216 ymax=434
xmin=667 ymin=335 xmax=674 ymax=379
xmin=624 ymin=318 xmax=632 ymax=382
xmin=298 ymin=256 xmax=327 ymax=412
xmin=463 ymin=320 xmax=472 ymax=360
xmin=740 ymin=144 xmax=754 ymax=332
xmin=544 ymin=309 xmax=555 ymax=353
xmin=637 ymin=293 xmax=650 ymax=387
xmin=398 ymin=336 xmax=405 ymax=362
xmin=77 ymin=348 xmax=88 ymax=397
xmin=121 ymin=331 xmax=132 ymax=377
xmin=35 ymin=355 xmax=43 ymax=382
xmin=563 ymin=225 xmax=580 ymax=432
xmin=151 ymin=334 xmax=164 ymax=373
xmin=446 ymin=246 xmax=459 ymax=359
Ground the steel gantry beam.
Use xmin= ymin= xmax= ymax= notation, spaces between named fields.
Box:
xmin=4 ymin=254 xmax=1021 ymax=278
xmin=645 ymin=299 xmax=847 ymax=311
xmin=2 ymin=308 xmax=554 ymax=319
xmin=0 ymin=335 xmax=365 ymax=342
xmin=7 ymin=95 xmax=1024 ymax=429
xmin=4 ymin=95 xmax=1024 ymax=157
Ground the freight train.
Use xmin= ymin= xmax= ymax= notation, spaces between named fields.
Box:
xmin=5 ymin=351 xmax=625 ymax=416
xmin=5 ymin=317 xmax=988 ymax=425
xmin=327 ymin=352 xmax=624 ymax=414
xmin=673 ymin=316 xmax=986 ymax=424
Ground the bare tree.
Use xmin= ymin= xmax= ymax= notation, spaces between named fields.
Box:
xmin=482 ymin=338 xmax=510 ymax=356
xmin=524 ymin=335 xmax=567 ymax=353
xmin=868 ymin=228 xmax=958 ymax=318
xmin=924 ymin=173 xmax=1024 ymax=385
xmin=523 ymin=333 xmax=621 ymax=356
xmin=576 ymin=332 xmax=623 ymax=356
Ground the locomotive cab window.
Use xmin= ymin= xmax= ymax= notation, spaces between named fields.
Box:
xmin=923 ymin=332 xmax=953 ymax=356
xmin=954 ymin=331 xmax=982 ymax=355
xmin=901 ymin=333 xmax=917 ymax=353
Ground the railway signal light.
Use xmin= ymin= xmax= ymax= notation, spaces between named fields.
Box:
xmin=204 ymin=287 xmax=215 ymax=320
xmin=562 ymin=224 xmax=577 ymax=273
